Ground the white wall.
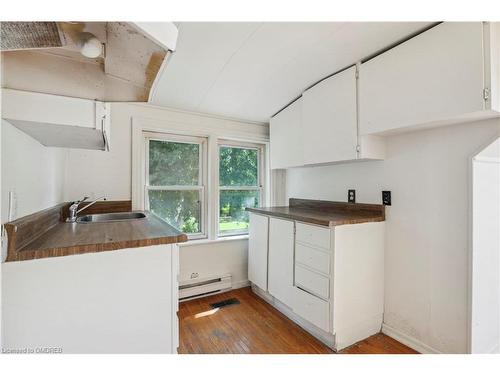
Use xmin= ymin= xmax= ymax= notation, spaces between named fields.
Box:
xmin=1 ymin=120 xmax=67 ymax=224
xmin=0 ymin=120 xmax=68 ymax=348
xmin=287 ymin=118 xmax=500 ymax=353
xmin=471 ymin=138 xmax=500 ymax=353
xmin=63 ymin=102 xmax=268 ymax=201
xmin=179 ymin=239 xmax=249 ymax=289
xmin=63 ymin=103 xmax=268 ymax=287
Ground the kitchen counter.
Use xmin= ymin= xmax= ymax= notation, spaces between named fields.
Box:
xmin=246 ymin=198 xmax=385 ymax=227
xmin=3 ymin=201 xmax=188 ymax=262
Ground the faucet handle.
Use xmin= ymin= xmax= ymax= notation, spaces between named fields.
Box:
xmin=70 ymin=196 xmax=89 ymax=207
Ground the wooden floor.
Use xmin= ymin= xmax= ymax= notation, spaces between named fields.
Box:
xmin=178 ymin=287 xmax=418 ymax=354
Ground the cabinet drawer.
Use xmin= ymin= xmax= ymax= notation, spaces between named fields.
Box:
xmin=295 ymin=243 xmax=330 ymax=275
xmin=295 ymin=264 xmax=330 ymax=300
xmin=295 ymin=222 xmax=331 ymax=250
xmin=291 ymin=286 xmax=330 ymax=332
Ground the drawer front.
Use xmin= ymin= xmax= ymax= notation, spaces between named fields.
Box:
xmin=295 ymin=264 xmax=330 ymax=300
xmin=295 ymin=243 xmax=330 ymax=275
xmin=291 ymin=286 xmax=330 ymax=332
xmin=295 ymin=222 xmax=331 ymax=250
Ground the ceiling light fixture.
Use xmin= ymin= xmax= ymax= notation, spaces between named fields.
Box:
xmin=78 ymin=32 xmax=103 ymax=58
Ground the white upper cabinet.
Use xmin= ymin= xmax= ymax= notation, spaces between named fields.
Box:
xmin=269 ymin=64 xmax=384 ymax=169
xmin=269 ymin=97 xmax=303 ymax=169
xmin=487 ymin=22 xmax=500 ymax=112
xmin=359 ymin=22 xmax=500 ymax=135
xmin=1 ymin=89 xmax=111 ymax=151
xmin=269 ymin=22 xmax=500 ymax=168
xmin=302 ymin=66 xmax=358 ymax=165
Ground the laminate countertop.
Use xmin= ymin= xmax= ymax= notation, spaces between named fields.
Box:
xmin=246 ymin=198 xmax=385 ymax=227
xmin=4 ymin=203 xmax=188 ymax=262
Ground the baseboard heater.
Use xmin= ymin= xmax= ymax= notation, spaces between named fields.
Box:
xmin=179 ymin=274 xmax=232 ymax=301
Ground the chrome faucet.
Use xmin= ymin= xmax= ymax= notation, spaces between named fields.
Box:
xmin=66 ymin=196 xmax=107 ymax=223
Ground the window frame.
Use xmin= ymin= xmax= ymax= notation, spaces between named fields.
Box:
xmin=217 ymin=139 xmax=266 ymax=237
xmin=144 ymin=131 xmax=208 ymax=240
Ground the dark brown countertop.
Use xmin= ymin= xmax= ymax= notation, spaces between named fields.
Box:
xmin=3 ymin=201 xmax=188 ymax=262
xmin=246 ymin=198 xmax=385 ymax=227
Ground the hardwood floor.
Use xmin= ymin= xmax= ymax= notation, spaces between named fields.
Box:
xmin=339 ymin=333 xmax=418 ymax=354
xmin=178 ymin=287 xmax=417 ymax=354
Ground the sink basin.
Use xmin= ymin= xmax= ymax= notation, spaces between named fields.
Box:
xmin=76 ymin=212 xmax=147 ymax=223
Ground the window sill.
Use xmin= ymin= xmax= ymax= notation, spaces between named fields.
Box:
xmin=180 ymin=234 xmax=249 ymax=247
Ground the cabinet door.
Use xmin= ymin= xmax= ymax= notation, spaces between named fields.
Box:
xmin=248 ymin=213 xmax=269 ymax=291
xmin=270 ymin=97 xmax=303 ymax=169
xmin=360 ymin=22 xmax=485 ymax=135
xmin=268 ymin=217 xmax=295 ymax=307
xmin=302 ymin=66 xmax=358 ymax=164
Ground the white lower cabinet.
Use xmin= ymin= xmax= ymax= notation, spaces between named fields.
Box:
xmin=248 ymin=213 xmax=269 ymax=291
xmin=248 ymin=212 xmax=385 ymax=351
xmin=1 ymin=244 xmax=180 ymax=353
xmin=295 ymin=242 xmax=330 ymax=275
xmin=295 ymin=264 xmax=330 ymax=300
xmin=291 ymin=286 xmax=330 ymax=332
xmin=268 ymin=217 xmax=295 ymax=308
xmin=295 ymin=221 xmax=331 ymax=249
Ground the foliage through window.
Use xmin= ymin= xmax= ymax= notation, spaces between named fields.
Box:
xmin=219 ymin=144 xmax=262 ymax=236
xmin=146 ymin=136 xmax=205 ymax=237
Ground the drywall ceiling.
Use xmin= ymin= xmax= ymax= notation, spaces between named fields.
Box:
xmin=150 ymin=22 xmax=434 ymax=123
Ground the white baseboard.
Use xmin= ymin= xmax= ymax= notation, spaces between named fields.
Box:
xmin=488 ymin=344 xmax=500 ymax=354
xmin=382 ymin=323 xmax=442 ymax=354
xmin=232 ymin=279 xmax=250 ymax=290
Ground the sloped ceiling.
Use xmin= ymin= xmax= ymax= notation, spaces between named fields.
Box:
xmin=150 ymin=22 xmax=434 ymax=123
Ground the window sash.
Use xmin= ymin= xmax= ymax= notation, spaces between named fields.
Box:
xmin=219 ymin=186 xmax=260 ymax=191
xmin=218 ymin=143 xmax=262 ymax=189
xmin=145 ymin=187 xmax=205 ymax=239
xmin=147 ymin=185 xmax=204 ymax=191
xmin=218 ymin=187 xmax=262 ymax=236
xmin=144 ymin=133 xmax=207 ymax=239
xmin=217 ymin=141 xmax=264 ymax=237
xmin=145 ymin=134 xmax=204 ymax=188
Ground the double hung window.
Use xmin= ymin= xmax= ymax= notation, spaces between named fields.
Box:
xmin=145 ymin=133 xmax=207 ymax=239
xmin=218 ymin=141 xmax=264 ymax=236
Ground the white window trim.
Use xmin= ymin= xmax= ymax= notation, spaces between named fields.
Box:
xmin=217 ymin=140 xmax=266 ymax=237
xmin=131 ymin=116 xmax=270 ymax=243
xmin=144 ymin=132 xmax=208 ymax=240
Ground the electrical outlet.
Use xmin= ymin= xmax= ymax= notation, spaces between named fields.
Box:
xmin=382 ymin=191 xmax=391 ymax=206
xmin=348 ymin=189 xmax=356 ymax=203
xmin=190 ymin=272 xmax=199 ymax=279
